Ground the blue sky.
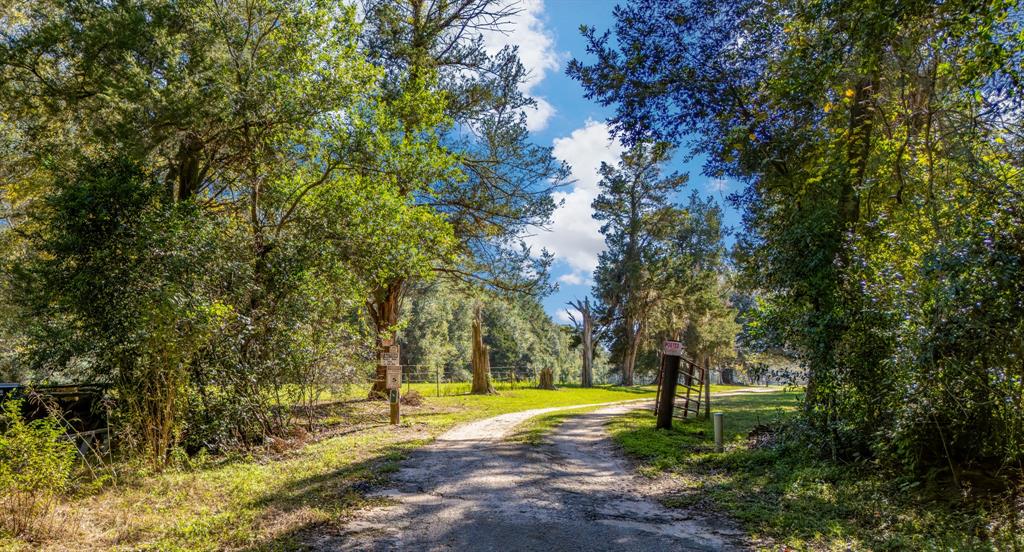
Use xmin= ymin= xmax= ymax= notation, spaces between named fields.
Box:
xmin=483 ymin=0 xmax=739 ymax=323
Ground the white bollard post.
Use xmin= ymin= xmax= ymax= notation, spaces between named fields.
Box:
xmin=713 ymin=412 xmax=724 ymax=452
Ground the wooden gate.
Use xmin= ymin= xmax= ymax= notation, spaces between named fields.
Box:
xmin=654 ymin=354 xmax=707 ymax=420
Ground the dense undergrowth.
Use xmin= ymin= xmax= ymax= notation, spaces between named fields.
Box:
xmin=608 ymin=391 xmax=1023 ymax=551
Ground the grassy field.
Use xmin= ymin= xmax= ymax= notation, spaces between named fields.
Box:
xmin=5 ymin=385 xmax=657 ymax=551
xmin=504 ymin=384 xmax=759 ymax=446
xmin=604 ymin=390 xmax=1024 ymax=551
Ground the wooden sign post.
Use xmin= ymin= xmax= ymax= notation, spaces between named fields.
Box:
xmin=656 ymin=341 xmax=683 ymax=430
xmin=381 ymin=344 xmax=401 ymax=425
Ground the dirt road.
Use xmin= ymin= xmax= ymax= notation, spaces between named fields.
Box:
xmin=311 ymin=399 xmax=747 ymax=551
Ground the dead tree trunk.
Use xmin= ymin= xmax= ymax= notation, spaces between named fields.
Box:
xmin=367 ymin=279 xmax=404 ymax=399
xmin=471 ymin=305 xmax=495 ymax=395
xmin=568 ymin=298 xmax=595 ymax=387
xmin=538 ymin=367 xmax=556 ymax=390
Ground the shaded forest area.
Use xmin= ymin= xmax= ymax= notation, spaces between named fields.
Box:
xmin=570 ymin=0 xmax=1024 ymax=511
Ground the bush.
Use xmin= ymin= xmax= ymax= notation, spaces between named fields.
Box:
xmin=400 ymin=389 xmax=424 ymax=406
xmin=0 ymin=400 xmax=76 ymax=538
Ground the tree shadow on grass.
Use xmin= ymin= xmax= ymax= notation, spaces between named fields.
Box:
xmin=232 ymin=442 xmax=416 ymax=551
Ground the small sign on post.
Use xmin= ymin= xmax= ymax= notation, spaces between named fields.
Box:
xmin=379 ymin=345 xmax=400 ymax=366
xmin=386 ymin=365 xmax=401 ymax=390
xmin=662 ymin=341 xmax=683 ymax=356
xmin=379 ymin=344 xmax=401 ymax=425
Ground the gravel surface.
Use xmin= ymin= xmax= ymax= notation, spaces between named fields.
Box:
xmin=310 ymin=399 xmax=748 ymax=551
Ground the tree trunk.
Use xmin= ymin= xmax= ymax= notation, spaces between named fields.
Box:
xmin=538 ymin=367 xmax=555 ymax=390
xmin=581 ymin=302 xmax=594 ymax=387
xmin=704 ymin=355 xmax=712 ymax=420
xmin=166 ymin=133 xmax=204 ymax=202
xmin=841 ymin=76 xmax=875 ymax=229
xmin=569 ymin=298 xmax=595 ymax=387
xmin=367 ymin=279 xmax=404 ymax=399
xmin=471 ymin=305 xmax=495 ymax=394
xmin=622 ymin=320 xmax=640 ymax=386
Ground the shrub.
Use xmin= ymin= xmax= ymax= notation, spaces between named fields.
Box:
xmin=400 ymin=389 xmax=424 ymax=406
xmin=0 ymin=400 xmax=76 ymax=538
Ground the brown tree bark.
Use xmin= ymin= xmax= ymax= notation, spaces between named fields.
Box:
xmin=470 ymin=305 xmax=495 ymax=394
xmin=367 ymin=279 xmax=404 ymax=399
xmin=165 ymin=133 xmax=205 ymax=203
xmin=621 ymin=316 xmax=642 ymax=386
xmin=538 ymin=367 xmax=555 ymax=390
xmin=704 ymin=355 xmax=712 ymax=420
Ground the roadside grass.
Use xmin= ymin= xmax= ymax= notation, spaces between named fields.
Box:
xmin=2 ymin=384 xmax=655 ymax=551
xmin=506 ymin=406 xmax=607 ymax=446
xmin=505 ymin=385 xmax=765 ymax=446
xmin=607 ymin=390 xmax=1024 ymax=551
xmin=425 ymin=384 xmax=655 ymax=422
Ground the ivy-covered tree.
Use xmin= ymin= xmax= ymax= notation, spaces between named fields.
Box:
xmin=649 ymin=192 xmax=738 ymax=390
xmin=570 ymin=0 xmax=1024 ymax=473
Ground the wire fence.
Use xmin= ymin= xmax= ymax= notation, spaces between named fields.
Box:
xmin=369 ymin=364 xmax=556 ymax=397
xmin=364 ymin=364 xmax=668 ymax=397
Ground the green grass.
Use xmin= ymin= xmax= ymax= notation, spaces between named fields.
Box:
xmin=421 ymin=384 xmax=655 ymax=425
xmin=607 ymin=390 xmax=1024 ymax=551
xmin=504 ymin=385 xmax=770 ymax=447
xmin=506 ymin=405 xmax=609 ymax=445
xmin=6 ymin=384 xmax=656 ymax=551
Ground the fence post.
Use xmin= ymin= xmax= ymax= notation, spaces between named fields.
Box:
xmin=656 ymin=347 xmax=682 ymax=430
xmin=436 ymin=366 xmax=440 ymax=397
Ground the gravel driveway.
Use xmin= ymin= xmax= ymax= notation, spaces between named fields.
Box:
xmin=310 ymin=399 xmax=748 ymax=551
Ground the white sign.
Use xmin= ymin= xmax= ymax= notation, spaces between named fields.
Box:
xmin=663 ymin=341 xmax=683 ymax=357
xmin=386 ymin=366 xmax=402 ymax=390
xmin=379 ymin=345 xmax=400 ymax=366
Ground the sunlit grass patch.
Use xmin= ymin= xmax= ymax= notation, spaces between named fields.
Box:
xmin=503 ymin=385 xmax=780 ymax=448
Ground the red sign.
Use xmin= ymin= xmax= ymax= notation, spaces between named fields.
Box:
xmin=662 ymin=341 xmax=683 ymax=357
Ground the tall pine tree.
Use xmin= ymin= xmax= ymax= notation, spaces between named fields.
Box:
xmin=592 ymin=143 xmax=686 ymax=385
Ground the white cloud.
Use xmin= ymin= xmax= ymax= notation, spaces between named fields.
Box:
xmin=555 ymin=308 xmax=577 ymax=324
xmin=525 ymin=96 xmax=555 ymax=132
xmin=551 ymin=120 xmax=623 ymax=194
xmin=558 ymin=272 xmax=585 ymax=285
xmin=481 ymin=0 xmax=560 ymax=131
xmin=527 ymin=120 xmax=624 ymax=281
xmin=706 ymin=178 xmax=729 ymax=194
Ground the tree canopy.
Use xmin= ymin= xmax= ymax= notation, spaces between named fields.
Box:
xmin=0 ymin=0 xmax=565 ymax=461
xmin=571 ymin=0 xmax=1024 ymax=473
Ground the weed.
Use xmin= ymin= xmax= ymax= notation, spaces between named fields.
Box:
xmin=0 ymin=400 xmax=76 ymax=540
